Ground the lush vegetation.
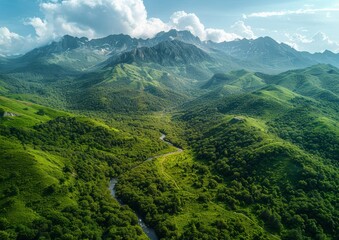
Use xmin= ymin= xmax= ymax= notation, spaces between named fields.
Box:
xmin=116 ymin=151 xmax=275 ymax=239
xmin=181 ymin=115 xmax=338 ymax=239
xmin=0 ymin=39 xmax=338 ymax=240
xmin=113 ymin=65 xmax=339 ymax=239
xmin=174 ymin=74 xmax=339 ymax=239
xmin=0 ymin=96 xmax=175 ymax=239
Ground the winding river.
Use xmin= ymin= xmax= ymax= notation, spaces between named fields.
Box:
xmin=109 ymin=179 xmax=158 ymax=240
xmin=109 ymin=133 xmax=182 ymax=240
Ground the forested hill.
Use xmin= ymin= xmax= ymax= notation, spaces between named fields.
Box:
xmin=114 ymin=64 xmax=338 ymax=239
xmin=0 ymin=30 xmax=338 ymax=239
xmin=0 ymin=96 xmax=177 ymax=239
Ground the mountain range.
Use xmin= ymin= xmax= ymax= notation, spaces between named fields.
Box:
xmin=2 ymin=29 xmax=339 ymax=74
xmin=0 ymin=29 xmax=338 ymax=112
xmin=0 ymin=29 xmax=338 ymax=240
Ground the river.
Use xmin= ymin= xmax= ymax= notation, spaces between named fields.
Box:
xmin=109 ymin=133 xmax=182 ymax=240
xmin=109 ymin=178 xmax=158 ymax=240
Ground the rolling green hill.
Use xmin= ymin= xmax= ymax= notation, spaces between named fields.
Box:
xmin=0 ymin=96 xmax=179 ymax=239
xmin=111 ymin=65 xmax=339 ymax=239
xmin=202 ymin=70 xmax=266 ymax=91
xmin=171 ymin=83 xmax=338 ymax=239
xmin=268 ymin=64 xmax=339 ymax=102
xmin=200 ymin=70 xmax=268 ymax=98
xmin=0 ymin=33 xmax=338 ymax=240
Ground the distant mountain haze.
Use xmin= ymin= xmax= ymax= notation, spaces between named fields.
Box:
xmin=2 ymin=30 xmax=338 ymax=75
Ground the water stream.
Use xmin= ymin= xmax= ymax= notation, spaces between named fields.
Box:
xmin=108 ymin=133 xmax=182 ymax=240
xmin=109 ymin=179 xmax=158 ymax=240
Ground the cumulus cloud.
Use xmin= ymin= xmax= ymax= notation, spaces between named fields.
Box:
xmin=169 ymin=11 xmax=240 ymax=42
xmin=26 ymin=0 xmax=244 ymax=46
xmin=29 ymin=2 xmax=242 ymax=44
xmin=0 ymin=27 xmax=31 ymax=56
xmin=205 ymin=29 xmax=239 ymax=43
xmin=231 ymin=21 xmax=255 ymax=39
xmin=25 ymin=17 xmax=54 ymax=42
xmin=26 ymin=0 xmax=169 ymax=41
xmin=285 ymin=32 xmax=339 ymax=53
xmin=169 ymin=11 xmax=205 ymax=39
xmin=1 ymin=0 xmax=339 ymax=55
xmin=0 ymin=27 xmax=21 ymax=45
xmin=0 ymin=0 xmax=252 ymax=55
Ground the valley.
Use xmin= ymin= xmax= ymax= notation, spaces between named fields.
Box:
xmin=0 ymin=30 xmax=338 ymax=240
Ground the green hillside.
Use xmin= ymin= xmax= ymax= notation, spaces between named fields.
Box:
xmin=268 ymin=64 xmax=339 ymax=102
xmin=113 ymin=66 xmax=339 ymax=239
xmin=0 ymin=96 xmax=178 ymax=239
xmin=174 ymin=78 xmax=339 ymax=239
xmin=66 ymin=64 xmax=191 ymax=113
xmin=201 ymin=70 xmax=267 ymax=92
xmin=0 ymin=43 xmax=338 ymax=240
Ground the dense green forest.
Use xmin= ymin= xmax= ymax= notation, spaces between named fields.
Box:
xmin=115 ymin=89 xmax=338 ymax=239
xmin=114 ymin=65 xmax=338 ymax=239
xmin=0 ymin=34 xmax=338 ymax=240
xmin=0 ymin=96 xmax=177 ymax=239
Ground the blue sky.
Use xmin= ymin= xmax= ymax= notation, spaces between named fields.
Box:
xmin=0 ymin=0 xmax=339 ymax=55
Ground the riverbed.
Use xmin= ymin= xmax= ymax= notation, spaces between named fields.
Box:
xmin=108 ymin=133 xmax=182 ymax=240
xmin=109 ymin=178 xmax=158 ymax=240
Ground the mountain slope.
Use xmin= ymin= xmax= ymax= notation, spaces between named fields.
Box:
xmin=201 ymin=64 xmax=339 ymax=104
xmin=61 ymin=63 xmax=191 ymax=113
xmin=105 ymin=40 xmax=213 ymax=67
xmin=152 ymin=29 xmax=202 ymax=47
xmin=175 ymin=78 xmax=339 ymax=239
xmin=201 ymin=70 xmax=267 ymax=93
xmin=2 ymin=30 xmax=339 ymax=76
xmin=1 ymin=31 xmax=339 ymax=113
xmin=0 ymin=95 xmax=179 ymax=239
xmin=308 ymin=50 xmax=339 ymax=68
xmin=268 ymin=64 xmax=339 ymax=102
xmin=112 ymin=79 xmax=338 ymax=239
xmin=210 ymin=37 xmax=316 ymax=72
xmin=0 ymin=43 xmax=338 ymax=240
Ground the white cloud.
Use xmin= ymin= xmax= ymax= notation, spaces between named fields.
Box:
xmin=169 ymin=11 xmax=240 ymax=42
xmin=0 ymin=0 xmax=254 ymax=55
xmin=205 ymin=28 xmax=239 ymax=42
xmin=169 ymin=11 xmax=206 ymax=39
xmin=0 ymin=27 xmax=32 ymax=56
xmin=25 ymin=17 xmax=54 ymax=42
xmin=245 ymin=7 xmax=339 ymax=18
xmin=27 ymin=0 xmax=168 ymax=41
xmin=231 ymin=21 xmax=255 ymax=39
xmin=285 ymin=32 xmax=339 ymax=53
xmin=0 ymin=27 xmax=21 ymax=45
xmin=1 ymin=0 xmax=339 ymax=56
xmin=26 ymin=1 xmax=242 ymax=46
